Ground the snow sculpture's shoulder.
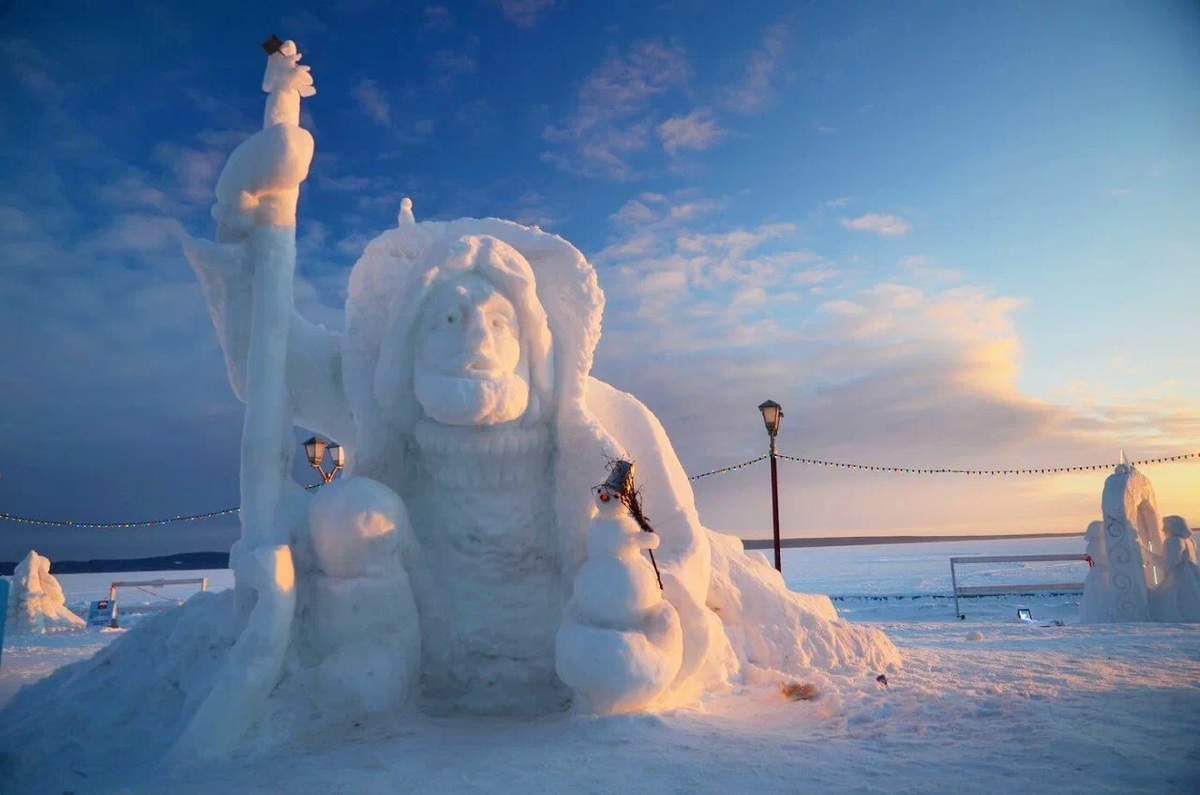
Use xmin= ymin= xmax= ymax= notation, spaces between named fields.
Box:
xmin=584 ymin=377 xmax=700 ymax=528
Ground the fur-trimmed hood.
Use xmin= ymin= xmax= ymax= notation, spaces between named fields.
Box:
xmin=338 ymin=200 xmax=709 ymax=599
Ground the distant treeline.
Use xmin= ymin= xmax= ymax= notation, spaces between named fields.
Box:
xmin=0 ymin=551 xmax=228 ymax=576
xmin=0 ymin=533 xmax=1096 ymax=575
xmin=740 ymin=531 xmax=1083 ymax=550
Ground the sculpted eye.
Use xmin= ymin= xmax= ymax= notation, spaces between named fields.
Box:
xmin=446 ymin=314 xmax=456 ymax=324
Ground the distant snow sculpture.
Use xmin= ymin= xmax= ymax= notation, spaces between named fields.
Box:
xmin=1079 ymin=458 xmax=1197 ymax=623
xmin=0 ymin=40 xmax=898 ymax=773
xmin=4 ymin=550 xmax=85 ymax=634
xmin=1077 ymin=521 xmax=1109 ymax=624
xmin=1162 ymin=516 xmax=1200 ymax=622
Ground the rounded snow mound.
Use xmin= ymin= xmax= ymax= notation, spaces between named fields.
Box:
xmin=706 ymin=532 xmax=901 ymax=677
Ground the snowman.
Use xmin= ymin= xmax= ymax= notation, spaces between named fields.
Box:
xmin=555 ymin=460 xmax=684 ymax=715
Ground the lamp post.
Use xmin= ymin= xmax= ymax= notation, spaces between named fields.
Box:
xmin=758 ymin=400 xmax=784 ymax=572
xmin=302 ymin=436 xmax=344 ymax=484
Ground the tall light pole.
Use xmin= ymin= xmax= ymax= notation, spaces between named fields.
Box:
xmin=302 ymin=436 xmax=344 ymax=484
xmin=758 ymin=400 xmax=784 ymax=572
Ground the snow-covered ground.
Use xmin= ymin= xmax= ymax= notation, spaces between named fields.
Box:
xmin=2 ymin=538 xmax=1198 ymax=794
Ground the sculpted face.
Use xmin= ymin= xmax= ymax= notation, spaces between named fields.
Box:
xmin=414 ymin=273 xmax=530 ymax=426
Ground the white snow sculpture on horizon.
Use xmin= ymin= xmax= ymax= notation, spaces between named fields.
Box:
xmin=1161 ymin=516 xmax=1200 ymax=622
xmin=1078 ymin=521 xmax=1109 ymax=624
xmin=1080 ymin=459 xmax=1197 ymax=623
xmin=4 ymin=550 xmax=85 ymax=634
xmin=0 ymin=40 xmax=897 ymax=765
xmin=1100 ymin=458 xmax=1166 ymax=621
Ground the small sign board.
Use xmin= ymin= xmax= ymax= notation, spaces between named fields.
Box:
xmin=87 ymin=599 xmax=118 ymax=628
xmin=0 ymin=577 xmax=9 ymax=668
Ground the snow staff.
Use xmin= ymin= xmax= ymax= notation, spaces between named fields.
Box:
xmin=598 ymin=459 xmax=663 ymax=590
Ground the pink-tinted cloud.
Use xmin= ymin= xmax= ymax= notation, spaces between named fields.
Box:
xmin=841 ymin=212 xmax=910 ymax=236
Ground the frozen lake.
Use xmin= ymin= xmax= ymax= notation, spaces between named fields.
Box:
xmin=27 ymin=534 xmax=1091 ymax=630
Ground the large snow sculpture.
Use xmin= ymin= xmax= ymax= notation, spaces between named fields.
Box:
xmin=1100 ymin=457 xmax=1166 ymax=621
xmin=4 ymin=550 xmax=85 ymax=634
xmin=1079 ymin=458 xmax=1198 ymax=623
xmin=0 ymin=41 xmax=896 ymax=775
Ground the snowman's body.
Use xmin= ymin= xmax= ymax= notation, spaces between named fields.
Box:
xmin=555 ymin=483 xmax=683 ymax=715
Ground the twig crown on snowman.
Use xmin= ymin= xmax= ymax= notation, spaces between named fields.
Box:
xmin=595 ymin=458 xmax=663 ymax=589
xmin=596 ymin=460 xmax=654 ymax=535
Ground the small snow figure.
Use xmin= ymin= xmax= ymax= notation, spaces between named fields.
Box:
xmin=4 ymin=550 xmax=85 ymax=634
xmin=555 ymin=460 xmax=683 ymax=715
xmin=1079 ymin=520 xmax=1111 ymax=624
xmin=1162 ymin=516 xmax=1200 ymax=623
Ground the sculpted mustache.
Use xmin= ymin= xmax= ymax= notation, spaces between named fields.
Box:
xmin=456 ymin=355 xmax=504 ymax=371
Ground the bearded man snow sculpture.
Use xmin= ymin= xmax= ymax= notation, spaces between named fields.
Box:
xmin=173 ymin=40 xmax=894 ymax=757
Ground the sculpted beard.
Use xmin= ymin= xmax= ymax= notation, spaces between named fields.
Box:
xmin=414 ymin=369 xmax=530 ymax=427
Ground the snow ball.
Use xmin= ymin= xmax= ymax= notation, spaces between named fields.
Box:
xmin=309 ymin=477 xmax=409 ymax=578
xmin=965 ymin=630 xmax=984 ymax=641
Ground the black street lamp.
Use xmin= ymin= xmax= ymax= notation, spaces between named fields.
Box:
xmin=758 ymin=400 xmax=784 ymax=572
xmin=303 ymin=436 xmax=344 ymax=484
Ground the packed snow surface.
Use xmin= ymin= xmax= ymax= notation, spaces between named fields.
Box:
xmin=2 ymin=539 xmax=1197 ymax=795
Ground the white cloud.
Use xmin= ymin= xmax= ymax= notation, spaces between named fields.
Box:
xmin=1 ymin=39 xmax=60 ymax=99
xmin=490 ymin=0 xmax=556 ymax=28
xmin=819 ymin=299 xmax=865 ymax=317
xmin=610 ymin=199 xmax=659 ymax=225
xmin=657 ymin=109 xmax=727 ymax=155
xmin=899 ymin=254 xmax=961 ymax=281
xmin=542 ymin=41 xmax=688 ymax=180
xmin=424 ymin=5 xmax=453 ymax=31
xmin=1110 ymin=187 xmax=1130 ymax=196
xmin=151 ymin=141 xmax=226 ymax=203
xmin=815 ymin=126 xmax=838 ymax=135
xmin=91 ymin=214 xmax=184 ymax=253
xmin=352 ymin=79 xmax=391 ymax=125
xmin=841 ymin=212 xmax=910 ymax=236
xmin=722 ymin=22 xmax=788 ymax=114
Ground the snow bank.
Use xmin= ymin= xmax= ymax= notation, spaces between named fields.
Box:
xmin=707 ymin=532 xmax=900 ymax=677
xmin=4 ymin=550 xmax=85 ymax=634
xmin=0 ymin=591 xmax=235 ymax=788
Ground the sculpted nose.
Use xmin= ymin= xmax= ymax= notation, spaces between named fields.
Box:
xmin=464 ymin=307 xmax=492 ymax=350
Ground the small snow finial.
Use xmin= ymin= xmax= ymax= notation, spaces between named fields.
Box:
xmin=398 ymin=197 xmax=415 ymax=226
xmin=1120 ymin=449 xmax=1129 ymax=466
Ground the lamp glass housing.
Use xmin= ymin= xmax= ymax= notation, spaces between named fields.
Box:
xmin=758 ymin=400 xmax=783 ymax=437
xmin=303 ymin=436 xmax=327 ymax=466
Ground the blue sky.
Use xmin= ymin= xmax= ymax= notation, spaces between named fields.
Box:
xmin=2 ymin=0 xmax=1198 ymax=560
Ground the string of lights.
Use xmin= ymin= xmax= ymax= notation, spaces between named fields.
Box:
xmin=776 ymin=451 xmax=1200 ymax=476
xmin=0 ymin=484 xmax=322 ymax=529
xmin=0 ymin=452 xmax=1195 ymax=529
xmin=687 ymin=455 xmax=768 ymax=481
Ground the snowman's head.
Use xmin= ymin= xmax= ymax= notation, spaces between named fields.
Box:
xmin=594 ymin=484 xmax=626 ymax=516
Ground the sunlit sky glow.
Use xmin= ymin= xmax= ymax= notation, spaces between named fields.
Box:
xmin=2 ymin=0 xmax=1198 ymax=559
